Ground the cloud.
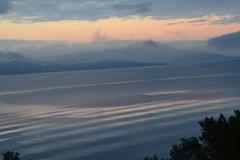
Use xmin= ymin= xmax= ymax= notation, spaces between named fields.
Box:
xmin=92 ymin=30 xmax=109 ymax=42
xmin=1 ymin=0 xmax=240 ymax=22
xmin=0 ymin=0 xmax=11 ymax=14
xmin=113 ymin=1 xmax=155 ymax=13
xmin=1 ymin=16 xmax=240 ymax=43
xmin=166 ymin=15 xmax=235 ymax=26
xmin=208 ymin=31 xmax=240 ymax=49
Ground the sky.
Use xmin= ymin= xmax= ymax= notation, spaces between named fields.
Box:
xmin=0 ymin=0 xmax=240 ymax=43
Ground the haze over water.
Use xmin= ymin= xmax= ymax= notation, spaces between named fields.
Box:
xmin=1 ymin=0 xmax=240 ymax=159
xmin=0 ymin=62 xmax=240 ymax=160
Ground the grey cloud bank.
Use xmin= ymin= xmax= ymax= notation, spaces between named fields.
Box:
xmin=0 ymin=0 xmax=11 ymax=14
xmin=2 ymin=0 xmax=240 ymax=22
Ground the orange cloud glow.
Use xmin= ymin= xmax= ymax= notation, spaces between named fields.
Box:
xmin=1 ymin=15 xmax=240 ymax=43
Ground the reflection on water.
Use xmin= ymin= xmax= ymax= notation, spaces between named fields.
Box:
xmin=0 ymin=64 xmax=240 ymax=160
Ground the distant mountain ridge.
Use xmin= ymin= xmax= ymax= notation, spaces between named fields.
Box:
xmin=208 ymin=31 xmax=240 ymax=49
xmin=0 ymin=39 xmax=236 ymax=75
xmin=0 ymin=52 xmax=28 ymax=64
xmin=53 ymin=40 xmax=231 ymax=64
xmin=0 ymin=59 xmax=166 ymax=75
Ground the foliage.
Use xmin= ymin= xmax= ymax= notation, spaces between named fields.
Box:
xmin=2 ymin=151 xmax=20 ymax=160
xmin=145 ymin=109 xmax=240 ymax=160
xmin=144 ymin=154 xmax=162 ymax=160
xmin=169 ymin=137 xmax=208 ymax=160
xmin=199 ymin=110 xmax=240 ymax=160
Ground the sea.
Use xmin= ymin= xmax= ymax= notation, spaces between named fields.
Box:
xmin=0 ymin=61 xmax=240 ymax=160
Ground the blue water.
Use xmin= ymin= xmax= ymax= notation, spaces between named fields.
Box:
xmin=0 ymin=62 xmax=240 ymax=160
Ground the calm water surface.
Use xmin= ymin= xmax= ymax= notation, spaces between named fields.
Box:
xmin=0 ymin=62 xmax=240 ymax=160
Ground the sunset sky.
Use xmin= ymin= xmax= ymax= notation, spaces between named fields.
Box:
xmin=1 ymin=0 xmax=240 ymax=43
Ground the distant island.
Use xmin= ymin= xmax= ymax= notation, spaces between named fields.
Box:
xmin=0 ymin=58 xmax=167 ymax=76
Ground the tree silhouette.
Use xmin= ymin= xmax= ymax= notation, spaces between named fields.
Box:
xmin=170 ymin=137 xmax=208 ymax=160
xmin=145 ymin=109 xmax=240 ymax=160
xmin=144 ymin=154 xmax=162 ymax=160
xmin=199 ymin=110 xmax=240 ymax=160
xmin=3 ymin=151 xmax=20 ymax=160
